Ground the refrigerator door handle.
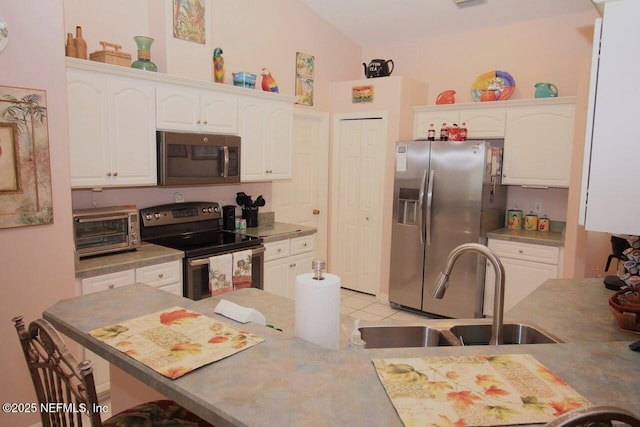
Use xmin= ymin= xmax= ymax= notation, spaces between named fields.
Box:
xmin=426 ymin=169 xmax=435 ymax=246
xmin=417 ymin=169 xmax=427 ymax=245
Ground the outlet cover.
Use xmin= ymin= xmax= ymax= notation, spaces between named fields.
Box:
xmin=534 ymin=202 xmax=543 ymax=213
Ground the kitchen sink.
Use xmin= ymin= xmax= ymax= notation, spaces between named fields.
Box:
xmin=449 ymin=323 xmax=562 ymax=345
xmin=359 ymin=325 xmax=457 ymax=348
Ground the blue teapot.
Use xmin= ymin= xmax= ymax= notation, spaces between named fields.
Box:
xmin=534 ymin=82 xmax=558 ymax=98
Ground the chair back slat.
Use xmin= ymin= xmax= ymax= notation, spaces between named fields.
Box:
xmin=12 ymin=316 xmax=103 ymax=427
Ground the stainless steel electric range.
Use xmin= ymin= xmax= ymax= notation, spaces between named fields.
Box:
xmin=140 ymin=202 xmax=264 ymax=300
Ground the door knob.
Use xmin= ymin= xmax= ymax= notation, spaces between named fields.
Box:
xmin=313 ymin=209 xmax=320 ymax=215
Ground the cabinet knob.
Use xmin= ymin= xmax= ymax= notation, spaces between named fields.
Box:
xmin=196 ymin=120 xmax=201 ymax=124
xmin=108 ymin=284 xmax=115 ymax=289
xmin=313 ymin=209 xmax=320 ymax=215
xmin=277 ymin=248 xmax=281 ymax=252
xmin=158 ymin=273 xmax=164 ymax=278
xmin=303 ymin=243 xmax=307 ymax=247
xmin=106 ymin=172 xmax=112 ymax=177
xmin=202 ymin=120 xmax=208 ymax=125
xmin=113 ymin=172 xmax=118 ymax=177
xmin=518 ymin=249 xmax=524 ymax=254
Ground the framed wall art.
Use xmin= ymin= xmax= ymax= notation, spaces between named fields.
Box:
xmin=295 ymin=52 xmax=314 ymax=106
xmin=173 ymin=0 xmax=206 ymax=44
xmin=0 ymin=86 xmax=53 ymax=229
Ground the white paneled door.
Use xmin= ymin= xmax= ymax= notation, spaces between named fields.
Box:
xmin=331 ymin=116 xmax=386 ymax=295
xmin=272 ymin=109 xmax=329 ymax=261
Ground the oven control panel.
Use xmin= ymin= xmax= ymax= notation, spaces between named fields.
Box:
xmin=140 ymin=202 xmax=221 ymax=227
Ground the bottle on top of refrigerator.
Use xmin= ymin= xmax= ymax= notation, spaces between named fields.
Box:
xmin=440 ymin=123 xmax=448 ymax=141
xmin=427 ymin=124 xmax=436 ymax=141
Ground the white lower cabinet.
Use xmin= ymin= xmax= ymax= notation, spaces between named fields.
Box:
xmin=263 ymin=235 xmax=315 ymax=299
xmin=76 ymin=259 xmax=183 ymax=396
xmin=483 ymin=239 xmax=562 ymax=317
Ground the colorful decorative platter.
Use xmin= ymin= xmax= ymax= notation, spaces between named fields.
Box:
xmin=471 ymin=70 xmax=515 ymax=102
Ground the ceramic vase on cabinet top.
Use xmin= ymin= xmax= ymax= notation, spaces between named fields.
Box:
xmin=131 ymin=36 xmax=157 ymax=72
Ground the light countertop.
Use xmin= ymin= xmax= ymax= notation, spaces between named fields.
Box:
xmin=488 ymin=227 xmax=564 ymax=247
xmin=75 ymin=243 xmax=184 ymax=279
xmin=234 ymin=221 xmax=316 ymax=243
xmin=44 ymin=278 xmax=640 ymax=426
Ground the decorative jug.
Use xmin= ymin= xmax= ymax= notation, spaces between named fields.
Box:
xmin=131 ymin=36 xmax=157 ymax=72
xmin=363 ymin=59 xmax=394 ymax=78
xmin=534 ymin=82 xmax=558 ymax=98
xmin=436 ymin=90 xmax=456 ymax=104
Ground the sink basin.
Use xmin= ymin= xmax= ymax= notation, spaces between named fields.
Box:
xmin=449 ymin=323 xmax=562 ymax=345
xmin=359 ymin=325 xmax=456 ymax=348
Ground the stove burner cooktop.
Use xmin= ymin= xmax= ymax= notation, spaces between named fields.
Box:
xmin=139 ymin=201 xmax=262 ymax=258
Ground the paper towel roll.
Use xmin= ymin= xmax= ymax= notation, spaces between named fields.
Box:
xmin=294 ymin=272 xmax=341 ymax=350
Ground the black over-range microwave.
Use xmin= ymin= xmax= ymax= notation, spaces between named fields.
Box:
xmin=157 ymin=131 xmax=241 ymax=186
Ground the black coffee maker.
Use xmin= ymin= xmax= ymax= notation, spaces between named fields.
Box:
xmin=222 ymin=205 xmax=236 ymax=230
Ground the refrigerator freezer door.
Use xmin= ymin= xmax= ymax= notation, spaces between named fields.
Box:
xmin=389 ymin=141 xmax=430 ymax=310
xmin=421 ymin=141 xmax=487 ymax=318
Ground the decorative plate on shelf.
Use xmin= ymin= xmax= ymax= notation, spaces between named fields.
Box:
xmin=471 ymin=70 xmax=515 ymax=102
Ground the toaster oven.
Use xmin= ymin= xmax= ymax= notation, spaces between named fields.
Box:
xmin=73 ymin=205 xmax=140 ymax=258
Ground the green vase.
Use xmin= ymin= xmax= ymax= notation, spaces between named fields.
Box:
xmin=131 ymin=36 xmax=157 ymax=72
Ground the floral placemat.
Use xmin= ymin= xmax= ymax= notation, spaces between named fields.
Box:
xmin=372 ymin=354 xmax=589 ymax=426
xmin=89 ymin=306 xmax=263 ymax=379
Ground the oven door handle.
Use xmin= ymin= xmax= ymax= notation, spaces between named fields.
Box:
xmin=188 ymin=246 xmax=265 ymax=267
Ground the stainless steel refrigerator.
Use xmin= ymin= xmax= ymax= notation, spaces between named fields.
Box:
xmin=389 ymin=140 xmax=507 ymax=318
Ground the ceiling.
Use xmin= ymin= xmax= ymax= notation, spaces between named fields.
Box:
xmin=299 ymin=0 xmax=598 ymax=47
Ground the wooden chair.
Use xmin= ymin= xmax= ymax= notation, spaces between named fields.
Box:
xmin=13 ymin=316 xmax=214 ymax=427
xmin=545 ymin=405 xmax=640 ymax=427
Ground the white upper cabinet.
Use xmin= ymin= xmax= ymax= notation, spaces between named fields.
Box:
xmin=580 ymin=0 xmax=640 ymax=235
xmin=502 ymin=101 xmax=575 ymax=187
xmin=239 ymin=96 xmax=293 ymax=181
xmin=414 ymin=105 xmax=506 ymax=139
xmin=156 ymin=84 xmax=238 ymax=134
xmin=67 ymin=68 xmax=157 ymax=188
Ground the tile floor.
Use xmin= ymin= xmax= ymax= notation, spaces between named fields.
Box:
xmin=340 ymin=287 xmax=437 ymax=323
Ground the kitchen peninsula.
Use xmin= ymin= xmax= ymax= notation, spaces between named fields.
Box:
xmin=44 ymin=279 xmax=639 ymax=427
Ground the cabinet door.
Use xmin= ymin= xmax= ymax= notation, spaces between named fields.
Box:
xmin=156 ymin=86 xmax=201 ymax=131
xmin=414 ymin=111 xmax=458 ymax=139
xmin=200 ymin=91 xmax=238 ymax=134
xmin=264 ymin=257 xmax=291 ymax=298
xmin=67 ymin=70 xmax=111 ymax=187
xmin=265 ymin=101 xmax=293 ymax=180
xmin=80 ymin=269 xmax=135 ymax=396
xmin=108 ymin=78 xmax=157 ymax=186
xmin=503 ymin=104 xmax=575 ymax=187
xmin=581 ymin=2 xmax=640 ymax=235
xmin=483 ymin=257 xmax=558 ymax=316
xmin=289 ymin=251 xmax=315 ymax=297
xmin=239 ymin=98 xmax=268 ymax=181
xmin=459 ymin=108 xmax=506 ymax=138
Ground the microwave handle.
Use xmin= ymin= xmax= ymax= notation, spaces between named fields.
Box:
xmin=76 ymin=213 xmax=130 ymax=223
xmin=222 ymin=146 xmax=229 ymax=177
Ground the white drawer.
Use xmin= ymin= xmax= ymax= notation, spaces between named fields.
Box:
xmin=136 ymin=260 xmax=181 ymax=287
xmin=264 ymin=240 xmax=290 ymax=262
xmin=291 ymin=235 xmax=314 ymax=255
xmin=81 ymin=269 xmax=135 ymax=295
xmin=488 ymin=239 xmax=560 ymax=265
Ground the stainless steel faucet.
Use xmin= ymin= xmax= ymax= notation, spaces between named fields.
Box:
xmin=432 ymin=243 xmax=506 ymax=345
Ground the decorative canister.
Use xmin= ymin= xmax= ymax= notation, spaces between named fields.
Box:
xmin=524 ymin=212 xmax=539 ymax=231
xmin=506 ymin=209 xmax=523 ymax=229
xmin=538 ymin=216 xmax=550 ymax=232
